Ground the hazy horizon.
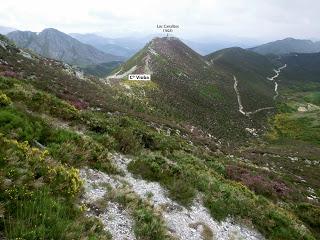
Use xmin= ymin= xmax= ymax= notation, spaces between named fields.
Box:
xmin=1 ymin=0 xmax=319 ymax=43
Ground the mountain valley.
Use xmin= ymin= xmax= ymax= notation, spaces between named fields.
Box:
xmin=0 ymin=29 xmax=319 ymax=240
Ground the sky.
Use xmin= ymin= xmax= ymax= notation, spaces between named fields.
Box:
xmin=0 ymin=0 xmax=319 ymax=42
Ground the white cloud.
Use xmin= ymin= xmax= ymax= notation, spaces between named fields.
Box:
xmin=0 ymin=0 xmax=319 ymax=40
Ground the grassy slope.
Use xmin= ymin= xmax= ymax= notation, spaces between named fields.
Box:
xmin=0 ymin=75 xmax=317 ymax=239
xmin=0 ymin=35 xmax=319 ymax=239
xmin=234 ymin=88 xmax=320 ymax=238
xmin=0 ymin=80 xmax=111 ymax=239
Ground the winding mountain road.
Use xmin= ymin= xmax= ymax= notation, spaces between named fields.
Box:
xmin=267 ymin=64 xmax=287 ymax=99
xmin=233 ymin=63 xmax=287 ymax=116
xmin=233 ymin=76 xmax=246 ymax=115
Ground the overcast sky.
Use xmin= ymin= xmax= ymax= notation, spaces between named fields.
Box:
xmin=0 ymin=0 xmax=319 ymax=42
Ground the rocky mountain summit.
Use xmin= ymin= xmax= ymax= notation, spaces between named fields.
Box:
xmin=7 ymin=28 xmax=123 ymax=66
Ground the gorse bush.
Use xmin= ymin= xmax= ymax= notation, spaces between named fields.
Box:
xmin=0 ymin=91 xmax=11 ymax=106
xmin=0 ymin=134 xmax=110 ymax=239
xmin=29 ymin=92 xmax=79 ymax=120
xmin=48 ymin=165 xmax=82 ymax=198
xmin=294 ymin=203 xmax=320 ymax=238
xmin=47 ymin=130 xmax=118 ymax=174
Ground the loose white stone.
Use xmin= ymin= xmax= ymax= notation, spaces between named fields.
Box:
xmin=80 ymin=153 xmax=264 ymax=240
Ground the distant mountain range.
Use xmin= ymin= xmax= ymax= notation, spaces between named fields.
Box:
xmin=250 ymin=38 xmax=320 ymax=55
xmin=4 ymin=24 xmax=320 ymax=62
xmin=7 ymin=28 xmax=123 ymax=66
xmin=69 ymin=33 xmax=136 ymax=58
xmin=1 ymin=31 xmax=320 ymax=240
xmin=69 ymin=33 xmax=137 ymax=58
xmin=0 ymin=26 xmax=16 ymax=35
xmin=70 ymin=33 xmax=259 ymax=57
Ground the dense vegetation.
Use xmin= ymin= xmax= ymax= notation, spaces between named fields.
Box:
xmin=0 ymin=34 xmax=319 ymax=239
xmin=0 ymin=73 xmax=318 ymax=239
xmin=0 ymin=75 xmax=187 ymax=239
xmin=82 ymin=61 xmax=123 ymax=77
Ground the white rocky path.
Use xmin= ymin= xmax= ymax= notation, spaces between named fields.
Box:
xmin=233 ymin=63 xmax=287 ymax=116
xmin=144 ymin=53 xmax=153 ymax=75
xmin=233 ymin=76 xmax=274 ymax=116
xmin=233 ymin=75 xmax=246 ymax=115
xmin=80 ymin=154 xmax=264 ymax=240
xmin=267 ymin=64 xmax=287 ymax=99
xmin=106 ymin=65 xmax=138 ymax=80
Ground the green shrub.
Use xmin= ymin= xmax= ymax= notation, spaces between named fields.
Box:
xmin=0 ymin=108 xmax=49 ymax=142
xmin=304 ymin=92 xmax=320 ymax=106
xmin=252 ymin=208 xmax=312 ymax=240
xmin=276 ymin=102 xmax=296 ymax=113
xmin=46 ymin=128 xmax=81 ymax=144
xmin=0 ymin=76 xmax=15 ymax=90
xmin=0 ymin=92 xmax=11 ymax=107
xmin=128 ymin=151 xmax=315 ymax=239
xmin=29 ymin=92 xmax=79 ymax=120
xmin=108 ymin=188 xmax=169 ymax=240
xmin=90 ymin=133 xmax=116 ymax=150
xmin=294 ymin=203 xmax=320 ymax=238
xmin=133 ymin=207 xmax=168 ymax=240
xmin=47 ymin=132 xmax=118 ymax=174
xmin=166 ymin=178 xmax=196 ymax=206
xmin=128 ymin=153 xmax=196 ymax=206
xmin=267 ymin=113 xmax=320 ymax=145
xmin=114 ymin=128 xmax=142 ymax=154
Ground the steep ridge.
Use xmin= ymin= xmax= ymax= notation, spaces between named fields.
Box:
xmin=107 ymin=38 xmax=280 ymax=140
